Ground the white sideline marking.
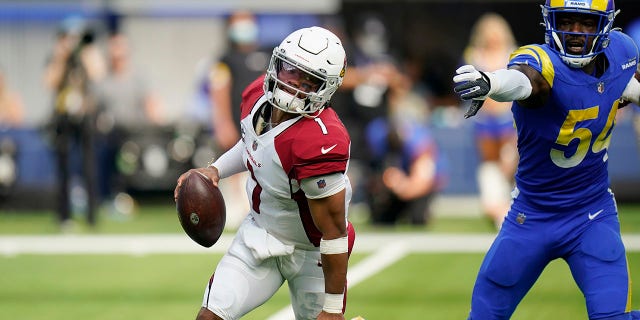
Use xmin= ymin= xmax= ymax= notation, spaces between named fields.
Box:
xmin=3 ymin=233 xmax=640 ymax=255
xmin=0 ymin=234 xmax=233 ymax=256
xmin=266 ymin=241 xmax=410 ymax=320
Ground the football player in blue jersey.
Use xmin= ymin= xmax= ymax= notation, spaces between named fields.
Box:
xmin=453 ymin=0 xmax=640 ymax=319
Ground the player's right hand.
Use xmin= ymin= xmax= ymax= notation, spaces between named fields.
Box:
xmin=200 ymin=166 xmax=221 ymax=187
xmin=453 ymin=65 xmax=492 ymax=118
xmin=174 ymin=167 xmax=220 ymax=201
xmin=453 ymin=64 xmax=491 ymax=101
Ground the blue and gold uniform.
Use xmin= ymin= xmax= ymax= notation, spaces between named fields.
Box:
xmin=510 ymin=31 xmax=638 ymax=212
xmin=469 ymin=31 xmax=640 ymax=319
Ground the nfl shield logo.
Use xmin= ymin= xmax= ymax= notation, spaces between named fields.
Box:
xmin=317 ymin=179 xmax=327 ymax=189
xmin=252 ymin=140 xmax=258 ymax=151
xmin=597 ymin=82 xmax=605 ymax=94
xmin=516 ymin=212 xmax=526 ymax=224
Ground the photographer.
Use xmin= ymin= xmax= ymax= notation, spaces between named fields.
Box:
xmin=43 ymin=17 xmax=106 ymax=230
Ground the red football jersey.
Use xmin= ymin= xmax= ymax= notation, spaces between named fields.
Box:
xmin=237 ymin=76 xmax=351 ymax=249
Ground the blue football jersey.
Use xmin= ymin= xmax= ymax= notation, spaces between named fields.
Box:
xmin=507 ymin=31 xmax=639 ymax=212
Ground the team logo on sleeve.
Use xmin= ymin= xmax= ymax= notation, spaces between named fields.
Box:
xmin=317 ymin=179 xmax=327 ymax=189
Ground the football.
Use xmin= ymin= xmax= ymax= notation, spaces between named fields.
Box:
xmin=176 ymin=171 xmax=226 ymax=247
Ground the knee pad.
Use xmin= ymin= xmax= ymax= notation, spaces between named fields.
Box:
xmin=581 ymin=221 xmax=624 ymax=264
xmin=483 ymin=237 xmax=527 ymax=287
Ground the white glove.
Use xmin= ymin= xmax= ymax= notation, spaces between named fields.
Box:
xmin=454 ymin=64 xmax=533 ymax=118
xmin=453 ymin=65 xmax=494 ymax=118
xmin=453 ymin=65 xmax=494 ymax=101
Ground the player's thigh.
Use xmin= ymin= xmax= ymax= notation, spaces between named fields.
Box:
xmin=568 ymin=216 xmax=629 ymax=319
xmin=470 ymin=224 xmax=549 ymax=318
xmin=282 ymin=249 xmax=326 ymax=320
xmin=202 ymin=240 xmax=285 ymax=319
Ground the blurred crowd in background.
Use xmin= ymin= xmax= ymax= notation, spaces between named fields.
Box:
xmin=1 ymin=0 xmax=640 ymax=231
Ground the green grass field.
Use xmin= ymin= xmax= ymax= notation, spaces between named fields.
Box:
xmin=3 ymin=252 xmax=640 ymax=319
xmin=2 ymin=201 xmax=640 ymax=319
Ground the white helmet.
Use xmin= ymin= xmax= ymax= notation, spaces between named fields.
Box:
xmin=264 ymin=26 xmax=347 ymax=115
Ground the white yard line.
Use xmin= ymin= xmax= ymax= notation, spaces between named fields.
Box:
xmin=2 ymin=233 xmax=640 ymax=255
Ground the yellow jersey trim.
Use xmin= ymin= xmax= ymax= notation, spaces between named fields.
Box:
xmin=510 ymin=45 xmax=555 ymax=88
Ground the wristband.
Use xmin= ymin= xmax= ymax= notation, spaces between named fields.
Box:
xmin=320 ymin=236 xmax=348 ymax=255
xmin=322 ymin=293 xmax=344 ymax=314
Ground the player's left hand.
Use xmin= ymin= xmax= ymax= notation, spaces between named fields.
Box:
xmin=317 ymin=311 xmax=345 ymax=320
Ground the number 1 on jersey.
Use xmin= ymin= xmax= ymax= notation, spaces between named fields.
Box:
xmin=314 ymin=117 xmax=328 ymax=135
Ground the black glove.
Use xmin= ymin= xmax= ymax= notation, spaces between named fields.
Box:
xmin=462 ymin=100 xmax=486 ymax=119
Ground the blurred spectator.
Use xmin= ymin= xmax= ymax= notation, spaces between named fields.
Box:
xmin=0 ymin=66 xmax=25 ymax=196
xmin=94 ymin=31 xmax=165 ymax=213
xmin=0 ymin=66 xmax=25 ymax=128
xmin=97 ymin=32 xmax=164 ymax=132
xmin=338 ymin=13 xmax=397 ymax=153
xmin=210 ymin=10 xmax=269 ymax=152
xmin=43 ymin=16 xmax=106 ymax=229
xmin=329 ymin=14 xmax=408 ymax=215
xmin=460 ymin=13 xmax=518 ymax=229
xmin=364 ymin=72 xmax=447 ymax=225
xmin=209 ymin=11 xmax=269 ymax=229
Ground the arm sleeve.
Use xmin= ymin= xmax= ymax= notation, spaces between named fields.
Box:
xmin=211 ymin=140 xmax=246 ymax=179
xmin=300 ymin=172 xmax=346 ymax=199
xmin=485 ymin=68 xmax=533 ymax=102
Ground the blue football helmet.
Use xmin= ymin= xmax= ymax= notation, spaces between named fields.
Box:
xmin=542 ymin=0 xmax=617 ymax=68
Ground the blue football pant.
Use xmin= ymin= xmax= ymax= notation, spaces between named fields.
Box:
xmin=468 ymin=208 xmax=632 ymax=319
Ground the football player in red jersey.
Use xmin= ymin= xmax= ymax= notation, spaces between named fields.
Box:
xmin=175 ymin=26 xmax=355 ymax=320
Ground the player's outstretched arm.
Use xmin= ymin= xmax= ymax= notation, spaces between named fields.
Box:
xmin=453 ymin=64 xmax=536 ymax=116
